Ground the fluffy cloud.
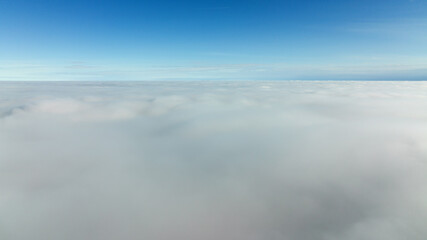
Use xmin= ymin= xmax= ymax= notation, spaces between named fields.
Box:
xmin=0 ymin=81 xmax=427 ymax=240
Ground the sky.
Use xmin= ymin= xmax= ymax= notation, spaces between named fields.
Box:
xmin=1 ymin=0 xmax=427 ymax=80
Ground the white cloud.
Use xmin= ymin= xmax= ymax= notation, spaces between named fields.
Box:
xmin=1 ymin=81 xmax=427 ymax=240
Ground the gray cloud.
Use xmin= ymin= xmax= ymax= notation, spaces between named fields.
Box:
xmin=0 ymin=81 xmax=427 ymax=240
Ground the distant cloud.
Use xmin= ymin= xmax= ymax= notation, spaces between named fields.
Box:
xmin=1 ymin=81 xmax=427 ymax=240
xmin=65 ymin=64 xmax=94 ymax=69
xmin=346 ymin=18 xmax=427 ymax=41
xmin=1 ymin=59 xmax=427 ymax=81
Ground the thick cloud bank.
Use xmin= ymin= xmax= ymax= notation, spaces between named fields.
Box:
xmin=1 ymin=81 xmax=427 ymax=240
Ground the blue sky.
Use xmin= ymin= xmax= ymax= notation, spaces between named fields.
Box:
xmin=1 ymin=0 xmax=427 ymax=80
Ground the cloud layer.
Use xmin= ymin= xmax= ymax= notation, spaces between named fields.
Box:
xmin=1 ymin=81 xmax=427 ymax=240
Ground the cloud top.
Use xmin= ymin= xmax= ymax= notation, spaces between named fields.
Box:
xmin=1 ymin=81 xmax=427 ymax=240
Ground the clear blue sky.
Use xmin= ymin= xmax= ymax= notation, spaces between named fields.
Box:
xmin=1 ymin=0 xmax=427 ymax=80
